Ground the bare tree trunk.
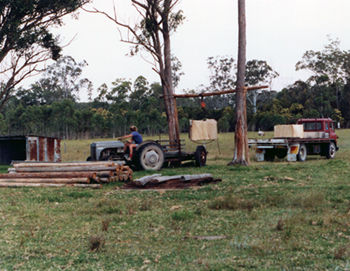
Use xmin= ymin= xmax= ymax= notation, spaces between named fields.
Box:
xmin=162 ymin=0 xmax=180 ymax=143
xmin=228 ymin=0 xmax=250 ymax=166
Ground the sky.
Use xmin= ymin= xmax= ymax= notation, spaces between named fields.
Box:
xmin=22 ymin=0 xmax=350 ymax=102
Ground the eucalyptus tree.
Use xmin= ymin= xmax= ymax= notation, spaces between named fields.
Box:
xmin=0 ymin=0 xmax=90 ymax=112
xmin=296 ymin=37 xmax=350 ymax=109
xmin=130 ymin=76 xmax=150 ymax=110
xmin=245 ymin=60 xmax=279 ymax=113
xmin=228 ymin=0 xmax=249 ymax=166
xmin=44 ymin=56 xmax=90 ymax=102
xmin=85 ymin=0 xmax=184 ymax=142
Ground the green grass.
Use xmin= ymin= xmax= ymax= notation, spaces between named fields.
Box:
xmin=0 ymin=130 xmax=350 ymax=269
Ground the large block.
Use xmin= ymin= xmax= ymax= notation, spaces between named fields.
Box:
xmin=190 ymin=119 xmax=218 ymax=141
xmin=274 ymin=124 xmax=304 ymax=138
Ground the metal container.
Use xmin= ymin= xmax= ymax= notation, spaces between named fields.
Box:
xmin=0 ymin=135 xmax=61 ymax=165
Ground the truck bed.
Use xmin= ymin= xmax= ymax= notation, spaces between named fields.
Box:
xmin=249 ymin=137 xmax=333 ymax=145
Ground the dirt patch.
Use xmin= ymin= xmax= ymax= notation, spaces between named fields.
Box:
xmin=120 ymin=177 xmax=222 ymax=190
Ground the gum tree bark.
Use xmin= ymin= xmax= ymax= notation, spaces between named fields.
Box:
xmin=228 ymin=0 xmax=250 ymax=166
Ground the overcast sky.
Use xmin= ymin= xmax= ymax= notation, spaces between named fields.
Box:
xmin=23 ymin=0 xmax=350 ymax=101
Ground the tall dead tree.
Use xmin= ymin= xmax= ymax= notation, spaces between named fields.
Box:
xmin=85 ymin=0 xmax=182 ymax=142
xmin=228 ymin=0 xmax=250 ymax=166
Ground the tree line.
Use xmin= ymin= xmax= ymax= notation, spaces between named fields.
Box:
xmin=0 ymin=38 xmax=350 ymax=139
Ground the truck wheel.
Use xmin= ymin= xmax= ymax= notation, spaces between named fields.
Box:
xmin=86 ymin=156 xmax=91 ymax=161
xmin=297 ymin=144 xmax=307 ymax=162
xmin=195 ymin=146 xmax=207 ymax=167
xmin=276 ymin=149 xmax=287 ymax=159
xmin=137 ymin=142 xmax=164 ymax=171
xmin=265 ymin=150 xmax=275 ymax=161
xmin=326 ymin=142 xmax=336 ymax=159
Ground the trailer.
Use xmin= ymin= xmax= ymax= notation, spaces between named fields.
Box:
xmin=87 ymin=139 xmax=207 ymax=171
xmin=248 ymin=118 xmax=339 ymax=162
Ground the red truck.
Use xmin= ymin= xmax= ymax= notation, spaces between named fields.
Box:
xmin=248 ymin=118 xmax=339 ymax=162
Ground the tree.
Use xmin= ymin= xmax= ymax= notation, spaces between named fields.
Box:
xmin=85 ymin=0 xmax=184 ymax=142
xmin=296 ymin=37 xmax=349 ymax=109
xmin=129 ymin=76 xmax=150 ymax=110
xmin=205 ymin=56 xmax=236 ymax=109
xmin=107 ymin=79 xmax=132 ymax=104
xmin=0 ymin=0 xmax=90 ymax=112
xmin=204 ymin=56 xmax=277 ymax=111
xmin=44 ymin=56 xmax=91 ymax=102
xmin=245 ymin=60 xmax=279 ymax=113
xmin=207 ymin=56 xmax=236 ymax=92
xmin=228 ymin=0 xmax=249 ymax=166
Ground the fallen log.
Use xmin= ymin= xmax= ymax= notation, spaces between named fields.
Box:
xmin=138 ymin=174 xmax=213 ymax=184
xmin=13 ymin=166 xmax=117 ymax=173
xmin=134 ymin=174 xmax=162 ymax=186
xmin=0 ymin=178 xmax=90 ymax=184
xmin=12 ymin=162 xmax=117 ymax=167
xmin=95 ymin=171 xmax=114 ymax=177
xmin=0 ymin=172 xmax=97 ymax=180
xmin=0 ymin=183 xmax=101 ymax=188
xmin=153 ymin=175 xmax=185 ymax=183
xmin=123 ymin=174 xmax=129 ymax=182
xmin=98 ymin=177 xmax=110 ymax=183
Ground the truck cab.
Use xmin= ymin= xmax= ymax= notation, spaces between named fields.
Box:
xmin=296 ymin=118 xmax=338 ymax=144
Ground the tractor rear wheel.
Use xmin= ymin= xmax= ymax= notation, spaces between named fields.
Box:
xmin=136 ymin=142 xmax=164 ymax=171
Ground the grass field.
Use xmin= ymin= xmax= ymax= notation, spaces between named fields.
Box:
xmin=1 ymin=130 xmax=350 ymax=270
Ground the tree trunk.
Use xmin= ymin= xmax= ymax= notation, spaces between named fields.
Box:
xmin=162 ymin=0 xmax=180 ymax=143
xmin=0 ymin=172 xmax=97 ymax=180
xmin=14 ymin=166 xmax=118 ymax=173
xmin=0 ymin=178 xmax=89 ymax=184
xmin=228 ymin=0 xmax=250 ymax=166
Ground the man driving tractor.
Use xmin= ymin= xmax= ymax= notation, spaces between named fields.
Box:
xmin=117 ymin=126 xmax=143 ymax=160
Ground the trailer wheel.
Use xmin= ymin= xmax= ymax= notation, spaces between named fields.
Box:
xmin=326 ymin=142 xmax=336 ymax=159
xmin=86 ymin=156 xmax=91 ymax=161
xmin=195 ymin=146 xmax=207 ymax=167
xmin=297 ymin=144 xmax=307 ymax=162
xmin=137 ymin=142 xmax=164 ymax=171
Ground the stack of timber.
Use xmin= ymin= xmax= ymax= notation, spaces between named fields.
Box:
xmin=2 ymin=161 xmax=133 ymax=188
xmin=121 ymin=173 xmax=222 ymax=190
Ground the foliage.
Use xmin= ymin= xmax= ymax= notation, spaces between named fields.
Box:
xmin=0 ymin=0 xmax=90 ymax=111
